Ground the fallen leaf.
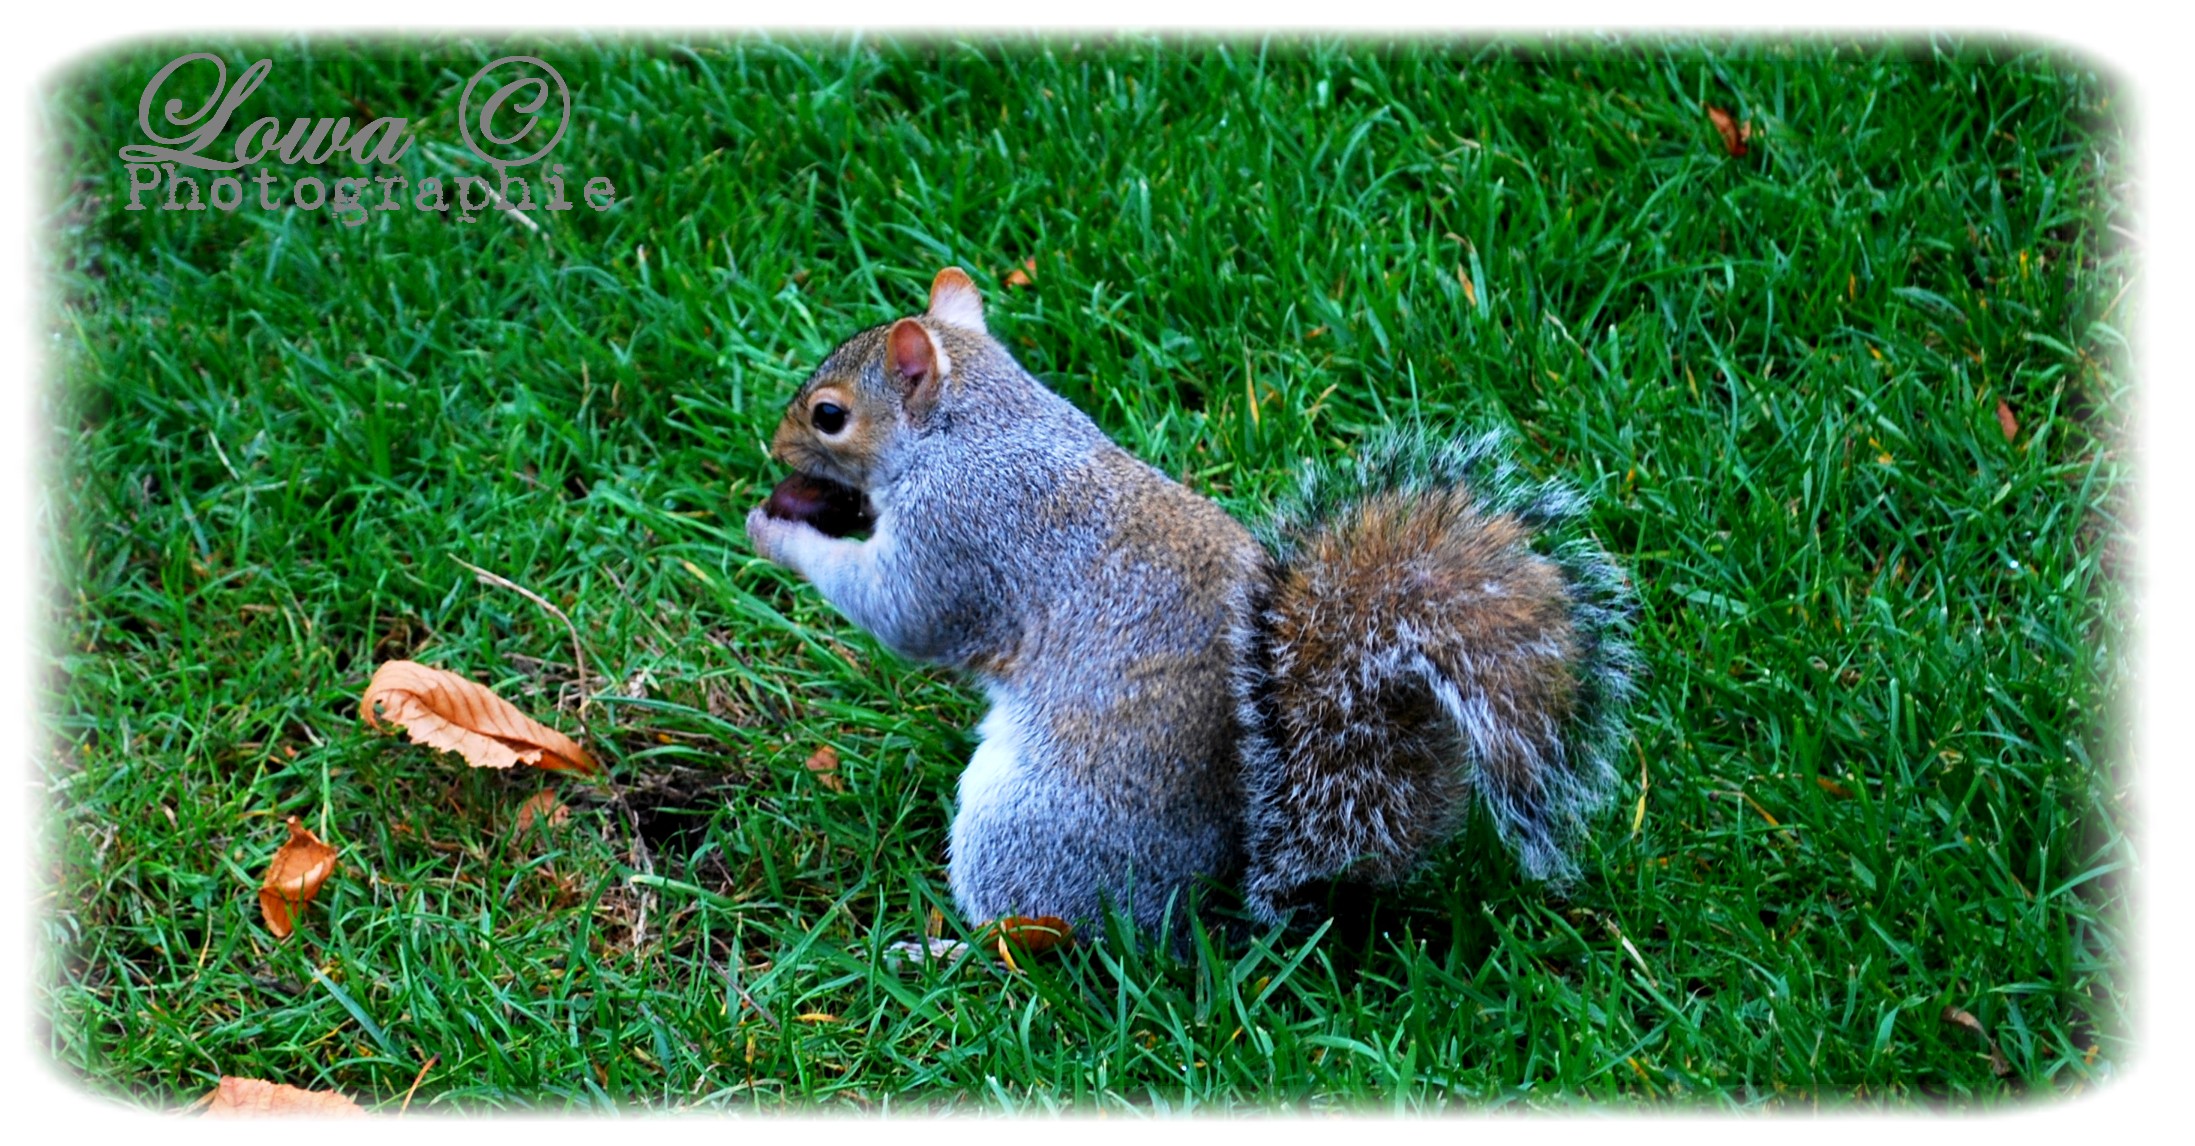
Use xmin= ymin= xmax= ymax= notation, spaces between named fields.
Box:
xmin=203 ymin=1076 xmax=365 ymax=1117
xmin=986 ymin=915 xmax=1074 ymax=970
xmin=1705 ymin=105 xmax=1750 ymax=157
xmin=1996 ymin=399 xmax=2020 ymax=443
xmin=514 ymin=789 xmax=570 ymax=833
xmin=361 ymin=660 xmax=598 ymax=775
xmin=993 ymin=915 xmax=1072 ymax=950
xmin=258 ymin=816 xmax=337 ymax=940
xmin=1004 ymin=257 xmax=1036 ymax=288
xmin=804 ymin=744 xmax=846 ymax=792
xmin=1815 ymin=775 xmax=1854 ymax=799
xmin=1941 ymin=1005 xmax=2012 ymax=1076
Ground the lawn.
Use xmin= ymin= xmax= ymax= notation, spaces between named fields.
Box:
xmin=39 ymin=34 xmax=2132 ymax=1111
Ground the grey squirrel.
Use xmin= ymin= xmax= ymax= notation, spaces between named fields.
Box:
xmin=746 ymin=267 xmax=1637 ymax=933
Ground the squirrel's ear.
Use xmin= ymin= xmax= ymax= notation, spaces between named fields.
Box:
xmin=926 ymin=267 xmax=986 ymax=333
xmin=886 ymin=318 xmax=951 ymax=418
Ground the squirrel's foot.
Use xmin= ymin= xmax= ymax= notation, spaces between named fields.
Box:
xmin=882 ymin=936 xmax=973 ymax=971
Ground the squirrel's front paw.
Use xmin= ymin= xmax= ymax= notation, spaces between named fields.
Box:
xmin=746 ymin=505 xmax=818 ymax=568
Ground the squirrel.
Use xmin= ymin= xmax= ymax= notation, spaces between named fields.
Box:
xmin=745 ymin=267 xmax=1638 ymax=934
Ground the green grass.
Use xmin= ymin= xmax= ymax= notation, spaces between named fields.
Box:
xmin=40 ymin=34 xmax=2132 ymax=1111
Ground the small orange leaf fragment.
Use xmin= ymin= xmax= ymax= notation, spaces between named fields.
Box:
xmin=204 ymin=1077 xmax=365 ymax=1117
xmin=399 ymin=1054 xmax=438 ymax=1115
xmin=1996 ymin=399 xmax=2020 ymax=443
xmin=360 ymin=660 xmax=598 ymax=775
xmin=804 ymin=744 xmax=846 ymax=792
xmin=258 ymin=816 xmax=337 ymax=940
xmin=1003 ymin=257 xmax=1037 ymax=288
xmin=1815 ymin=775 xmax=1855 ymax=800
xmin=1705 ymin=105 xmax=1749 ymax=157
xmin=514 ymin=789 xmax=570 ymax=833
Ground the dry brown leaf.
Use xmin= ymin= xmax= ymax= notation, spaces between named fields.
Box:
xmin=361 ymin=660 xmax=598 ymax=775
xmin=1941 ymin=1005 xmax=2012 ymax=1076
xmin=1815 ymin=775 xmax=1854 ymax=799
xmin=1705 ymin=105 xmax=1750 ymax=157
xmin=203 ymin=1076 xmax=365 ymax=1117
xmin=259 ymin=816 xmax=337 ymax=940
xmin=1003 ymin=257 xmax=1036 ymax=288
xmin=805 ymin=744 xmax=846 ymax=792
xmin=986 ymin=915 xmax=1074 ymax=970
xmin=995 ymin=915 xmax=1073 ymax=951
xmin=514 ymin=789 xmax=570 ymax=833
xmin=1996 ymin=399 xmax=2020 ymax=444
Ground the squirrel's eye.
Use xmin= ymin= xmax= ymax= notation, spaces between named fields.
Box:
xmin=811 ymin=402 xmax=848 ymax=435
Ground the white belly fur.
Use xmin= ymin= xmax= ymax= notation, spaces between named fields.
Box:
xmin=958 ymin=698 xmax=1027 ymax=822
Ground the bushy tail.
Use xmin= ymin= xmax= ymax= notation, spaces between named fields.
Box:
xmin=1232 ymin=428 xmax=1638 ymax=924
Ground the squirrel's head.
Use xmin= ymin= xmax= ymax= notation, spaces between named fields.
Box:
xmin=768 ymin=266 xmax=991 ymax=492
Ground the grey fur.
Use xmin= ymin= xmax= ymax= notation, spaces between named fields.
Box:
xmin=750 ymin=316 xmax=1259 ymax=935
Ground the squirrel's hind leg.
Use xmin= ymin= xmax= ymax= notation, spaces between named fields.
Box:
xmin=943 ymin=699 xmax=1125 ymax=931
xmin=945 ymin=700 xmax=1031 ymax=927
